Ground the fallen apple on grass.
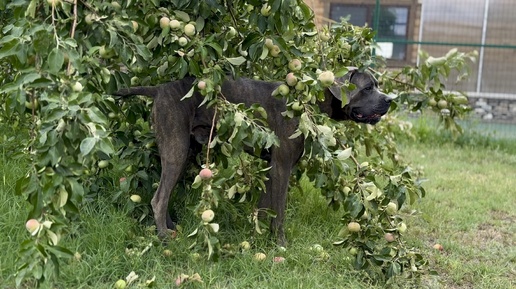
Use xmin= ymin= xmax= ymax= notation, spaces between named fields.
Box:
xmin=254 ymin=252 xmax=266 ymax=261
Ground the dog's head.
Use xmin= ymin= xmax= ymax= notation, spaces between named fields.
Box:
xmin=328 ymin=68 xmax=392 ymax=125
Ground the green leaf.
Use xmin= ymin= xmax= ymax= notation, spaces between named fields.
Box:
xmin=180 ymin=86 xmax=195 ymax=100
xmin=174 ymin=10 xmax=190 ymax=22
xmin=135 ymin=44 xmax=152 ymax=61
xmin=47 ymin=48 xmax=65 ymax=74
xmin=226 ymin=56 xmax=246 ymax=66
xmin=80 ymin=137 xmax=97 ymax=156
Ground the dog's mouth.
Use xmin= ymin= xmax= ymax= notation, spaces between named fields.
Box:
xmin=352 ymin=110 xmax=383 ymax=124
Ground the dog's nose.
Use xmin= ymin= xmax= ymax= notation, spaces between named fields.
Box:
xmin=384 ymin=93 xmax=396 ymax=104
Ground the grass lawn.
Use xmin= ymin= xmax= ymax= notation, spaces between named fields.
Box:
xmin=0 ymin=124 xmax=515 ymax=288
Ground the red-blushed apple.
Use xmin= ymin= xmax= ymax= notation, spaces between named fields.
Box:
xmin=273 ymin=256 xmax=286 ymax=263
xmin=384 ymin=233 xmax=396 ymax=242
xmin=286 ymin=73 xmax=297 ymax=86
xmin=347 ymin=221 xmax=361 ymax=232
xmin=201 ymin=209 xmax=214 ymax=222
xmin=197 ymin=80 xmax=207 ymax=90
xmin=25 ymin=219 xmax=40 ymax=234
xmin=433 ymin=243 xmax=444 ymax=251
xmin=199 ymin=168 xmax=213 ymax=180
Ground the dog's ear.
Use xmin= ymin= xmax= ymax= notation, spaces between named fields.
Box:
xmin=328 ymin=67 xmax=358 ymax=104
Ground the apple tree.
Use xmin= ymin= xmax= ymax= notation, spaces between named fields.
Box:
xmin=0 ymin=0 xmax=476 ymax=286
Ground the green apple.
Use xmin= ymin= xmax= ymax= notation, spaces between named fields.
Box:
xmin=386 ymin=202 xmax=398 ymax=215
xmin=201 ymin=209 xmax=214 ymax=222
xmin=397 ymin=222 xmax=407 ymax=233
xmin=347 ymin=221 xmax=361 ymax=232
xmin=437 ymin=99 xmax=448 ymax=109
xmin=131 ymin=21 xmax=138 ymax=32
xmin=291 ymin=101 xmax=302 ymax=111
xmin=25 ymin=99 xmax=39 ymax=110
xmin=318 ymin=71 xmax=335 ymax=87
xmin=278 ymin=84 xmax=289 ymax=96
xmin=184 ymin=23 xmax=196 ymax=37
xmin=46 ymin=0 xmax=60 ymax=7
xmin=130 ymin=194 xmax=141 ymax=203
xmin=72 ymin=82 xmax=83 ymax=92
xmin=264 ymin=38 xmax=274 ymax=49
xmin=159 ymin=17 xmax=170 ymax=29
xmin=85 ymin=14 xmax=94 ymax=25
xmin=288 ymin=59 xmax=302 ymax=71
xmin=260 ymin=4 xmax=271 ymax=16
xmin=254 ymin=252 xmax=266 ymax=261
xmin=240 ymin=241 xmax=250 ymax=250
xmin=269 ymin=45 xmax=280 ymax=57
xmin=178 ymin=37 xmax=188 ymax=47
xmin=114 ymin=279 xmax=127 ymax=289
xmin=98 ymin=160 xmax=109 ymax=169
xmin=169 ymin=19 xmax=181 ymax=30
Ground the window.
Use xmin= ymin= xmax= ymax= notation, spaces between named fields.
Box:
xmin=330 ymin=4 xmax=410 ymax=61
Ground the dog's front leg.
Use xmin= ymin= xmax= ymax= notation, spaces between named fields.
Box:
xmin=259 ymin=149 xmax=300 ymax=246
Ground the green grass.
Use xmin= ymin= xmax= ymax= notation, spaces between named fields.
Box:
xmin=1 ymin=121 xmax=515 ymax=288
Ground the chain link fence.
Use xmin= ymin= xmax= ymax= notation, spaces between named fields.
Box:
xmin=309 ymin=0 xmax=516 ymax=138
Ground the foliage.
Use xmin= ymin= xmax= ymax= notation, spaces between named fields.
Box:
xmin=0 ymin=0 xmax=476 ymax=286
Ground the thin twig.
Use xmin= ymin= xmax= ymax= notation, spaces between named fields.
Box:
xmin=205 ymin=106 xmax=218 ymax=167
xmin=66 ymin=0 xmax=78 ymax=75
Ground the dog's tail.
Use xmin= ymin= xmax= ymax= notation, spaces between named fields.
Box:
xmin=113 ymin=86 xmax=159 ymax=98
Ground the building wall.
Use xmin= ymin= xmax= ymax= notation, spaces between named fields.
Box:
xmin=305 ymin=0 xmax=422 ymax=66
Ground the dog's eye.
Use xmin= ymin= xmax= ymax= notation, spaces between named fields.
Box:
xmin=364 ymin=85 xmax=373 ymax=91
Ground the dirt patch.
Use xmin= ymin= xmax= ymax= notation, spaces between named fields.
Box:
xmin=474 ymin=222 xmax=514 ymax=247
